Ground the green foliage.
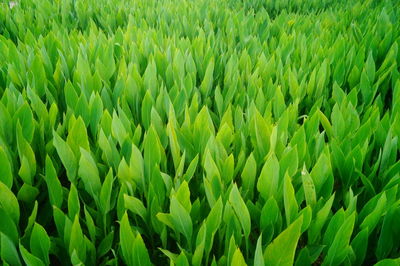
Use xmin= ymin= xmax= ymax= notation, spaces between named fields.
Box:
xmin=0 ymin=0 xmax=399 ymax=264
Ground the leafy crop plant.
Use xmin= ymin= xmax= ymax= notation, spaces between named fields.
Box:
xmin=0 ymin=0 xmax=399 ymax=265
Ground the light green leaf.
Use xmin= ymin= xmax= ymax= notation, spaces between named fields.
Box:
xmin=53 ymin=130 xmax=77 ymax=182
xmin=19 ymin=243 xmax=45 ymax=266
xmin=323 ymin=213 xmax=356 ymax=266
xmin=68 ymin=183 xmax=80 ymax=220
xmin=308 ymin=193 xmax=335 ymax=243
xmin=241 ymin=152 xmax=257 ymax=199
xmin=284 ymin=173 xmax=298 ymax=226
xmin=374 ymin=258 xmax=400 ymax=266
xmin=112 ymin=112 xmax=128 ymax=145
xmin=30 ymin=223 xmax=50 ymax=265
xmin=0 ymin=181 xmax=20 ymax=225
xmin=100 ymin=169 xmax=114 ymax=215
xmin=1 ymin=233 xmax=22 ymax=266
xmin=360 ymin=192 xmax=386 ymax=232
xmin=124 ymin=194 xmax=147 ymax=221
xmin=78 ymin=148 xmax=101 ymax=199
xmin=170 ymin=196 xmax=193 ymax=244
xmin=264 ymin=216 xmax=303 ymax=266
xmin=67 ymin=117 xmax=90 ymax=156
xmin=176 ymin=252 xmax=189 ymax=266
xmin=69 ymin=215 xmax=86 ymax=262
xmin=257 ymin=153 xmax=280 ymax=200
xmin=301 ymin=166 xmax=316 ymax=207
xmin=231 ymin=248 xmax=247 ymax=266
xmin=174 ymin=181 xmax=191 ymax=213
xmin=229 ymin=184 xmax=251 ymax=237
xmin=0 ymin=146 xmax=13 ymax=188
xmin=200 ymin=58 xmax=214 ymax=97
xmin=45 ymin=156 xmax=63 ymax=208
xmin=254 ymin=235 xmax=264 ymax=266
xmin=132 ymin=234 xmax=152 ymax=266
xmin=120 ymin=212 xmax=135 ymax=266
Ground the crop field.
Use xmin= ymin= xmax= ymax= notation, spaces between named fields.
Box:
xmin=0 ymin=0 xmax=400 ymax=265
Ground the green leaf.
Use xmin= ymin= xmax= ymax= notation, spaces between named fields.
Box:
xmin=167 ymin=121 xmax=181 ymax=171
xmin=0 ymin=208 xmax=19 ymax=245
xmin=229 ymin=184 xmax=251 ymax=237
xmin=284 ymin=173 xmax=298 ymax=226
xmin=308 ymin=193 xmax=335 ymax=243
xmin=254 ymin=235 xmax=264 ymax=266
xmin=231 ymin=248 xmax=247 ymax=266
xmin=176 ymin=252 xmax=189 ymax=266
xmin=143 ymin=59 xmax=158 ymax=99
xmin=78 ymin=148 xmax=101 ymax=199
xmin=192 ymin=225 xmax=206 ymax=266
xmin=23 ymin=201 xmax=38 ymax=239
xmin=0 ymin=146 xmax=13 ymax=188
xmin=170 ymin=195 xmax=193 ymax=245
xmin=17 ymin=183 xmax=39 ymax=203
xmin=376 ymin=205 xmax=399 ymax=259
xmin=360 ymin=192 xmax=386 ymax=232
xmin=84 ymin=206 xmax=96 ymax=242
xmin=200 ymin=58 xmax=214 ymax=97
xmin=241 ymin=152 xmax=257 ymax=199
xmin=374 ymin=258 xmax=400 ymax=266
xmin=53 ymin=130 xmax=77 ymax=182
xmin=15 ymin=103 xmax=35 ymax=143
xmin=260 ymin=197 xmax=280 ymax=234
xmin=351 ymin=228 xmax=369 ymax=265
xmin=97 ymin=43 xmax=115 ymax=81
xmin=280 ymin=146 xmax=298 ymax=178
xmin=124 ymin=194 xmax=147 ymax=221
xmin=30 ymin=223 xmax=50 ymax=265
xmin=120 ymin=212 xmax=135 ymax=266
xmin=144 ymin=125 xmax=162 ymax=182
xmin=16 ymin=122 xmax=36 ymax=184
xmin=0 ymin=181 xmax=20 ymax=225
xmin=69 ymin=215 xmax=86 ymax=262
xmin=203 ymin=197 xmax=223 ymax=257
xmin=310 ymin=151 xmax=332 ymax=196
xmin=206 ymin=197 xmax=223 ymax=235
xmin=156 ymin=213 xmax=174 ymax=231
xmin=323 ymin=212 xmax=356 ymax=266
xmin=141 ymin=91 xmax=154 ymax=130
xmin=159 ymin=248 xmax=179 ymax=263
xmin=67 ymin=117 xmax=90 ymax=156
xmin=112 ymin=112 xmax=128 ymax=145
xmin=318 ymin=110 xmax=333 ymax=140
xmin=19 ymin=243 xmax=45 ymax=266
xmin=174 ymin=181 xmax=192 ymax=213
xmin=264 ymin=216 xmax=303 ymax=266
xmin=132 ymin=234 xmax=152 ymax=266
xmin=301 ymin=166 xmax=316 ymax=207
xmin=68 ymin=183 xmax=80 ymax=220
xmin=365 ymin=51 xmax=376 ymax=82
xmin=257 ymin=153 xmax=280 ymax=201
xmin=183 ymin=154 xmax=199 ymax=183
xmin=31 ymin=55 xmax=47 ymax=98
xmin=97 ymin=230 xmax=114 ymax=258
xmin=18 ymin=156 xmax=33 ymax=185
xmin=1 ymin=233 xmax=22 ymax=266
xmin=45 ymin=156 xmax=63 ymax=208
xmin=323 ymin=209 xmax=346 ymax=247
xmin=299 ymin=206 xmax=312 ymax=233
xmin=130 ymin=144 xmax=145 ymax=191
xmin=89 ymin=92 xmax=103 ymax=136
xmin=100 ymin=169 xmax=114 ymax=215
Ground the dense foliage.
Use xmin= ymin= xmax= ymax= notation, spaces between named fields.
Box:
xmin=0 ymin=0 xmax=400 ymax=265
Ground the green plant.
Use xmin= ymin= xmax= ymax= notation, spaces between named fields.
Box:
xmin=0 ymin=0 xmax=399 ymax=265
